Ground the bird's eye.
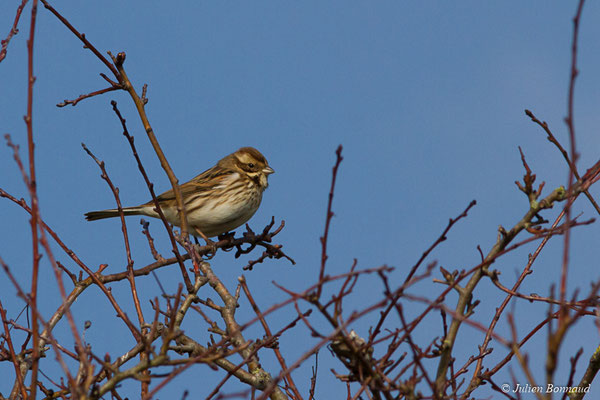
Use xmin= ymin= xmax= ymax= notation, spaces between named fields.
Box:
xmin=248 ymin=163 xmax=255 ymax=168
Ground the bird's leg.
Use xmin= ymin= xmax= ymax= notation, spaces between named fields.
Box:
xmin=193 ymin=227 xmax=217 ymax=258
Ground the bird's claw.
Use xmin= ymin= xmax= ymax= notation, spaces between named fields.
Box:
xmin=192 ymin=228 xmax=218 ymax=259
xmin=204 ymin=238 xmax=217 ymax=260
xmin=191 ymin=239 xmax=217 ymax=259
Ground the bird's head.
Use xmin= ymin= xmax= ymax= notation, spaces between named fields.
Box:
xmin=223 ymin=147 xmax=274 ymax=189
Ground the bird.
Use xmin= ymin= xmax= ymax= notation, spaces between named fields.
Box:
xmin=85 ymin=147 xmax=274 ymax=239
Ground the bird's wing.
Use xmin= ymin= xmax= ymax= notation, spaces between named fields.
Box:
xmin=146 ymin=166 xmax=233 ymax=205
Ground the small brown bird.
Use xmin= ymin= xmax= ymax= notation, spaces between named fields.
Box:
xmin=85 ymin=147 xmax=274 ymax=238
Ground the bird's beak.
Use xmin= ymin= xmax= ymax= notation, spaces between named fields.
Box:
xmin=263 ymin=166 xmax=275 ymax=175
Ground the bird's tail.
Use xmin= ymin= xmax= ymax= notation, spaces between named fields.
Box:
xmin=84 ymin=207 xmax=144 ymax=221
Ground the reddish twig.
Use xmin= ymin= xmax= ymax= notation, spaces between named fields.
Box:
xmin=308 ymin=352 xmax=318 ymax=400
xmin=80 ymin=143 xmax=146 ymax=324
xmin=463 ymin=207 xmax=565 ymax=398
xmin=405 ymin=199 xmax=476 ymax=286
xmin=235 ymin=219 xmax=295 ymax=270
xmin=1 ymin=257 xmax=80 ymax=396
xmin=562 ymin=348 xmax=583 ymax=400
xmin=0 ymin=0 xmax=28 ymax=63
xmin=396 ymin=305 xmax=436 ymax=396
xmin=316 ymin=145 xmax=343 ymax=299
xmin=110 ymin=100 xmax=192 ymax=291
xmin=140 ymin=220 xmax=164 ymax=261
xmin=239 ymin=276 xmax=303 ymax=400
xmin=524 ymin=109 xmax=600 ymax=215
xmin=507 ymin=314 xmax=543 ymax=400
xmin=56 ymin=85 xmax=121 ymax=107
xmin=24 ymin=3 xmax=41 ymax=396
xmin=110 ymin=51 xmax=189 ymax=238
xmin=560 ymin=0 xmax=586 ymax=325
xmin=81 ymin=141 xmax=152 ymax=395
xmin=39 ymin=0 xmax=119 ymax=77
xmin=0 ymin=299 xmax=27 ymax=399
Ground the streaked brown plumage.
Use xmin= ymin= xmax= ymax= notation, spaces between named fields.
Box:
xmin=85 ymin=147 xmax=274 ymax=237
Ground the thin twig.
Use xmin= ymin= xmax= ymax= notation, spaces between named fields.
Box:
xmin=56 ymin=85 xmax=121 ymax=107
xmin=0 ymin=0 xmax=28 ymax=63
xmin=317 ymin=145 xmax=343 ymax=299
xmin=239 ymin=276 xmax=303 ymax=400
xmin=24 ymin=3 xmax=41 ymax=396
xmin=110 ymin=100 xmax=192 ymax=291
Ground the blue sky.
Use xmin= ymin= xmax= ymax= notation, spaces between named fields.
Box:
xmin=2 ymin=1 xmax=600 ymax=398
